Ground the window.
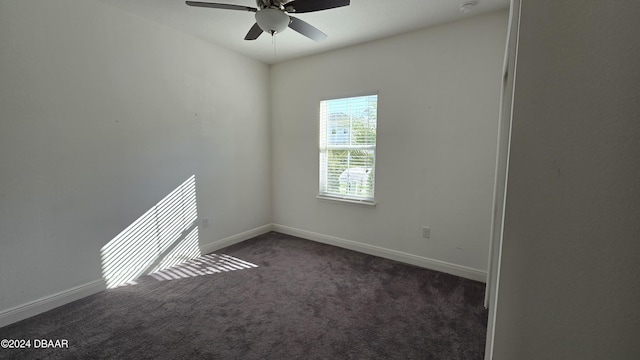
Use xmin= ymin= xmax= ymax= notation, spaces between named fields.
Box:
xmin=319 ymin=94 xmax=377 ymax=203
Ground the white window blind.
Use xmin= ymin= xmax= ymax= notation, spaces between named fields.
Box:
xmin=319 ymin=94 xmax=377 ymax=203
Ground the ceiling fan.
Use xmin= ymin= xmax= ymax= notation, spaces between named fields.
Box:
xmin=185 ymin=0 xmax=350 ymax=42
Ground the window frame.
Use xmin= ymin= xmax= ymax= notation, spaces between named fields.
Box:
xmin=317 ymin=93 xmax=378 ymax=206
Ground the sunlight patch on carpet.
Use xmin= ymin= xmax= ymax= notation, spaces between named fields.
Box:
xmin=149 ymin=253 xmax=258 ymax=282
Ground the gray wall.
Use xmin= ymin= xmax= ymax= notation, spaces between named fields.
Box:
xmin=271 ymin=11 xmax=508 ymax=278
xmin=492 ymin=0 xmax=640 ymax=358
xmin=0 ymin=0 xmax=271 ymax=312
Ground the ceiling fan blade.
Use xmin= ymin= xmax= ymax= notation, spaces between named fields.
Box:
xmin=288 ymin=16 xmax=327 ymax=42
xmin=244 ymin=23 xmax=263 ymax=40
xmin=284 ymin=0 xmax=349 ymax=13
xmin=185 ymin=1 xmax=257 ymax=12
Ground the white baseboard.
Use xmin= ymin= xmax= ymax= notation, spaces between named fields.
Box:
xmin=0 ymin=279 xmax=106 ymax=329
xmin=272 ymin=224 xmax=487 ymax=283
xmin=200 ymin=224 xmax=273 ymax=255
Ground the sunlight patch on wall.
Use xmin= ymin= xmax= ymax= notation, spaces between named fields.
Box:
xmin=101 ymin=175 xmax=201 ymax=288
xmin=149 ymin=253 xmax=258 ymax=282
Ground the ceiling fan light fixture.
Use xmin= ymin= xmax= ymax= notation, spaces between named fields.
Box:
xmin=255 ymin=8 xmax=290 ymax=34
xmin=459 ymin=0 xmax=479 ymax=13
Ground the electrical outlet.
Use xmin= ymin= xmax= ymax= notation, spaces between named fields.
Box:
xmin=422 ymin=227 xmax=430 ymax=239
xmin=202 ymin=218 xmax=209 ymax=229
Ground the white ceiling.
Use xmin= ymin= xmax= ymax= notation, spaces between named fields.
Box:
xmin=98 ymin=0 xmax=509 ymax=64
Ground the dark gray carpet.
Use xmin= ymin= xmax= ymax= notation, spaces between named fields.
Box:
xmin=0 ymin=232 xmax=488 ymax=359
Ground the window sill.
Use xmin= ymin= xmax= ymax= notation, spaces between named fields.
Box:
xmin=316 ymin=195 xmax=377 ymax=207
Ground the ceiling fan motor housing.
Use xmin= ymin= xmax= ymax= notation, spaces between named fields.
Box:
xmin=255 ymin=8 xmax=290 ymax=34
